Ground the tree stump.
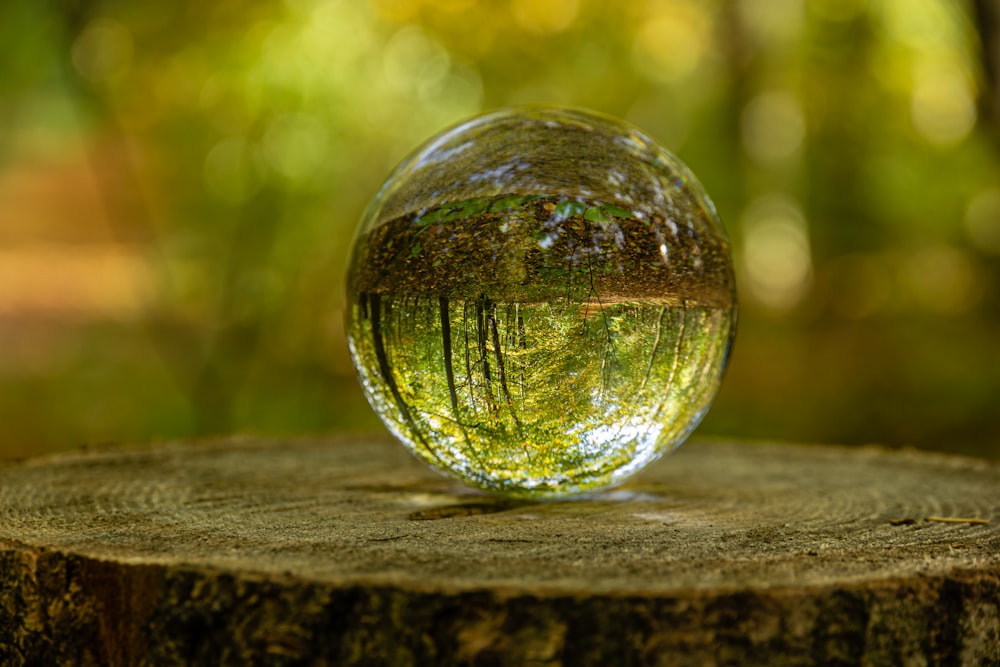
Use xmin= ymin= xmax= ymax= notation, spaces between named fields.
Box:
xmin=0 ymin=435 xmax=997 ymax=666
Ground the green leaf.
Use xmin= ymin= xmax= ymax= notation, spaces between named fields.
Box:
xmin=553 ymin=200 xmax=587 ymax=219
xmin=603 ymin=203 xmax=636 ymax=218
xmin=489 ymin=195 xmax=526 ymax=212
xmin=584 ymin=206 xmax=613 ymax=223
xmin=415 ymin=208 xmax=446 ymax=226
xmin=442 ymin=197 xmax=490 ymax=221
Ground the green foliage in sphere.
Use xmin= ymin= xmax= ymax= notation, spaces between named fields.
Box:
xmin=346 ymin=106 xmax=736 ymax=498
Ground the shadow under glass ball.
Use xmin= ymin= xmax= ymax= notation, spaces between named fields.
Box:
xmin=345 ymin=106 xmax=736 ymax=499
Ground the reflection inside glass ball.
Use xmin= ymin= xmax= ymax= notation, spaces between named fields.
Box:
xmin=345 ymin=106 xmax=736 ymax=498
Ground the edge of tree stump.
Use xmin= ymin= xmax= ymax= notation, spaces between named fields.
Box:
xmin=0 ymin=434 xmax=998 ymax=666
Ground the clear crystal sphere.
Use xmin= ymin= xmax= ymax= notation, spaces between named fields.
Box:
xmin=345 ymin=106 xmax=736 ymax=498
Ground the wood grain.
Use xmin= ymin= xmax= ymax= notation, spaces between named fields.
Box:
xmin=0 ymin=435 xmax=998 ymax=665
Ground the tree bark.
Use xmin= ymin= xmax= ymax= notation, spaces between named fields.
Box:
xmin=0 ymin=435 xmax=997 ymax=666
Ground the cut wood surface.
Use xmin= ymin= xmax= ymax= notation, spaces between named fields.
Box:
xmin=0 ymin=435 xmax=998 ymax=666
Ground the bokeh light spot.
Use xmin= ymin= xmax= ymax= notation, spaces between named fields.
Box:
xmin=910 ymin=61 xmax=976 ymax=147
xmin=71 ymin=18 xmax=133 ymax=84
xmin=261 ymin=113 xmax=330 ymax=189
xmin=741 ymin=195 xmax=812 ymax=311
xmin=738 ymin=0 xmax=804 ymax=42
xmin=383 ymin=26 xmax=451 ymax=94
xmin=511 ymin=0 xmax=580 ymax=34
xmin=741 ymin=91 xmax=805 ymax=165
xmin=433 ymin=64 xmax=484 ymax=118
xmin=632 ymin=1 xmax=709 ymax=84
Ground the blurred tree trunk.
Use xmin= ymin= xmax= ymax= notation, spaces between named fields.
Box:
xmin=975 ymin=0 xmax=1000 ymax=136
xmin=59 ymin=1 xmax=281 ymax=436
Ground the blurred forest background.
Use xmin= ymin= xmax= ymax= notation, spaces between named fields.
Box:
xmin=2 ymin=0 xmax=999 ymax=461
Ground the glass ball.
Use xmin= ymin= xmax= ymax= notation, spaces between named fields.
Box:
xmin=345 ymin=106 xmax=736 ymax=499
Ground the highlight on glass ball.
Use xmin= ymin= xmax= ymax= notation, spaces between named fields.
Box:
xmin=345 ymin=105 xmax=736 ymax=499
